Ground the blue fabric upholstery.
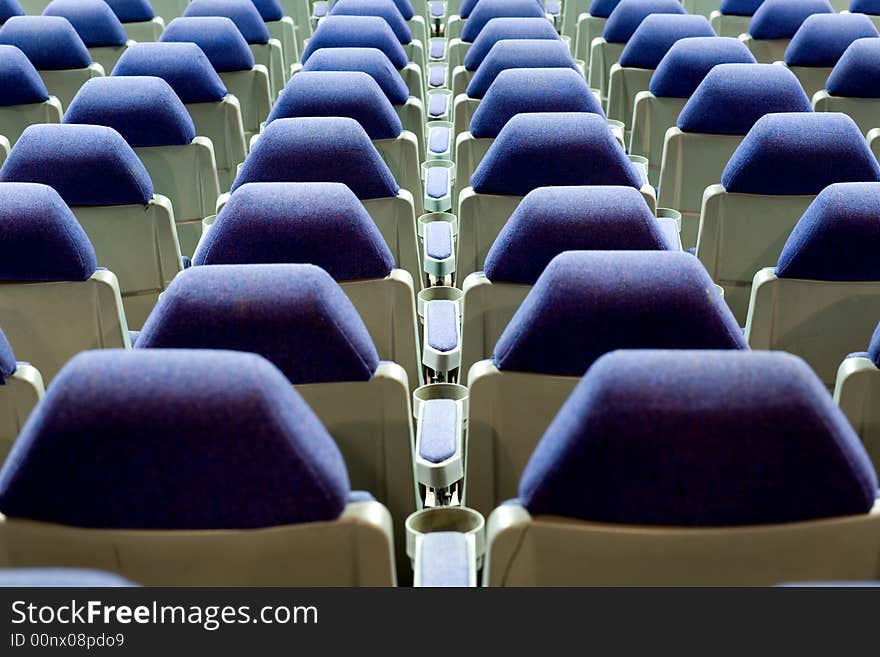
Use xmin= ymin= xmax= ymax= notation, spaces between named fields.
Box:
xmin=784 ymin=13 xmax=878 ymax=67
xmin=470 ymin=113 xmax=643 ymax=196
xmin=419 ymin=399 xmax=457 ymax=463
xmin=183 ymin=0 xmax=269 ymax=44
xmin=492 ymin=251 xmax=748 ymax=376
xmin=602 ymin=0 xmax=686 ymax=43
xmin=104 ymin=0 xmax=153 ymax=22
xmin=0 ymin=45 xmax=49 ymax=106
xmin=269 ymin=72 xmax=402 ymax=139
xmin=419 ymin=532 xmax=469 ymax=587
xmin=330 ymin=0 xmax=412 ymax=44
xmin=483 ymin=186 xmax=675 ymax=284
xmin=464 ymin=17 xmax=560 ymax=71
xmin=301 ymin=47 xmax=409 ymax=105
xmin=160 ymin=17 xmax=255 ymax=71
xmin=852 ymin=0 xmax=880 ymax=14
xmin=112 ymin=43 xmax=228 ymax=103
xmin=425 ymin=166 xmax=449 ymax=199
xmin=0 ymin=182 xmax=97 ymax=282
xmin=869 ymin=322 xmax=880 ymax=366
xmin=0 ymin=124 xmax=154 ymax=206
xmin=748 ymin=0 xmax=833 ymax=40
xmin=0 ymin=329 xmax=15 ymax=384
xmin=0 ymin=0 xmax=22 ymax=23
xmin=232 ymin=117 xmax=399 ymax=198
xmin=650 ymin=37 xmax=756 ymax=98
xmin=43 ymin=0 xmax=127 ymax=48
xmin=136 ymin=264 xmax=380 ymax=384
xmin=301 ymin=16 xmax=408 ymax=69
xmin=719 ymin=0 xmax=764 ymax=15
xmin=776 ymin=183 xmax=880 ymax=281
xmin=461 ymin=0 xmax=545 ymax=43
xmin=194 ymin=182 xmax=394 ymax=280
xmin=458 ymin=0 xmax=478 ymax=18
xmin=826 ymin=38 xmax=880 ymax=98
xmin=618 ymin=14 xmax=715 ymax=70
xmin=0 ymin=569 xmax=135 ymax=586
xmin=425 ymin=220 xmax=452 ymax=258
xmin=519 ymin=350 xmax=878 ymax=525
xmin=677 ymin=63 xmax=812 ymax=134
xmin=251 ymin=0 xmax=283 ymax=21
xmin=466 ymin=39 xmax=578 ymax=99
xmin=589 ymin=0 xmax=624 ymax=18
xmin=721 ymin=112 xmax=880 ymax=194
xmin=0 ymin=349 xmax=351 ymax=529
xmin=470 ymin=68 xmax=604 ymax=138
xmin=63 ymin=76 xmax=196 ymax=147
xmin=426 ymin=301 xmax=458 ymax=352
xmin=0 ymin=16 xmax=92 ymax=70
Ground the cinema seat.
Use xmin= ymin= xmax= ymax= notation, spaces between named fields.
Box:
xmin=268 ymin=71 xmax=424 ymax=213
xmin=193 ymin=182 xmax=423 ymax=394
xmin=606 ymin=13 xmax=715 ymax=140
xmin=64 ymin=76 xmax=221 ymax=257
xmin=104 ymin=0 xmax=164 ymax=42
xmin=746 ymin=183 xmax=880 ymax=389
xmin=0 ymin=45 xmax=62 ymax=144
xmin=330 ymin=0 xmax=425 ymax=72
xmin=0 ymin=349 xmax=397 ymax=586
xmin=112 ymin=43 xmax=248 ymax=192
xmin=454 ymin=39 xmax=581 ymax=138
xmin=134 ymin=266 xmax=415 ymax=579
xmin=0 ymin=16 xmax=103 ymax=109
xmin=695 ymin=112 xmax=880 ymax=323
xmin=741 ymin=0 xmax=833 ymax=63
xmin=457 ymin=112 xmax=655 ymax=282
xmin=160 ymin=17 xmax=272 ymax=143
xmin=629 ymin=37 xmax=756 ymax=187
xmin=455 ymin=68 xmax=605 ymax=202
xmin=0 ymin=329 xmax=42 ymax=462
xmin=460 ymin=186 xmax=680 ymax=376
xmin=0 ymin=182 xmax=129 ymax=384
xmin=781 ymin=13 xmax=878 ymax=99
xmin=299 ymin=47 xmax=426 ymax=159
xmin=589 ymin=0 xmax=686 ymax=105
xmin=300 ymin=16 xmax=425 ymax=105
xmin=0 ymin=0 xmax=21 ymax=22
xmin=465 ymin=250 xmax=747 ymax=518
xmin=483 ymin=350 xmax=880 ymax=586
xmin=813 ymin=38 xmax=880 ymax=136
xmin=449 ymin=17 xmax=562 ymax=96
xmin=657 ymin=64 xmax=812 ymax=249
xmin=851 ymin=0 xmax=880 ymax=30
xmin=834 ymin=322 xmax=880 ymax=471
xmin=43 ymin=0 xmax=132 ymax=74
xmin=184 ymin=0 xmax=285 ymax=99
xmin=228 ymin=117 xmax=420 ymax=290
xmin=0 ymin=124 xmax=182 ymax=328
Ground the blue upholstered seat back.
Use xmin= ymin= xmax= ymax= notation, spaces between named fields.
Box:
xmin=160 ymin=17 xmax=255 ymax=72
xmin=0 ymin=44 xmax=49 ymax=105
xmin=111 ymin=43 xmax=228 ymax=103
xmin=464 ymin=17 xmax=561 ymax=71
xmin=603 ymin=0 xmax=686 ymax=44
xmin=301 ymin=16 xmax=408 ymax=69
xmin=183 ymin=0 xmax=269 ymax=44
xmin=649 ymin=37 xmax=756 ymax=99
xmin=784 ymin=13 xmax=878 ymax=67
xmin=43 ymin=0 xmax=127 ymax=48
xmin=300 ymin=47 xmax=409 ymax=105
xmin=0 ymin=16 xmax=92 ymax=70
xmin=748 ymin=0 xmax=833 ymax=40
xmin=826 ymin=38 xmax=880 ymax=99
xmin=617 ymin=14 xmax=715 ymax=70
xmin=466 ymin=39 xmax=579 ymax=99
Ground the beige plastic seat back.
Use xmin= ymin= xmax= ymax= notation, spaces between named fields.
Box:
xmin=38 ymin=64 xmax=104 ymax=110
xmin=219 ymin=67 xmax=272 ymax=142
xmin=741 ymin=35 xmax=790 ymax=63
xmin=186 ymin=97 xmax=248 ymax=192
xmin=606 ymin=64 xmax=653 ymax=138
xmin=587 ymin=39 xmax=625 ymax=103
xmin=574 ymin=14 xmax=607 ymax=65
xmin=813 ymin=93 xmax=880 ymax=136
xmin=373 ymin=133 xmax=425 ymax=217
xmin=629 ymin=94 xmax=688 ymax=187
xmin=297 ymin=364 xmax=418 ymax=579
xmin=150 ymin=0 xmax=189 ymax=20
xmin=267 ymin=18 xmax=298 ymax=72
xmin=87 ymin=44 xmax=130 ymax=75
xmin=484 ymin=503 xmax=880 ymax=586
xmin=0 ymin=502 xmax=396 ymax=586
xmin=250 ymin=40 xmax=286 ymax=99
xmin=835 ymin=356 xmax=880 ymax=472
xmin=709 ymin=12 xmax=751 ymax=38
xmin=466 ymin=363 xmax=580 ymax=518
xmin=785 ymin=63 xmax=834 ymax=101
xmin=121 ymin=18 xmax=165 ymax=42
xmin=0 ymin=365 xmax=44 ymax=462
xmin=340 ymin=274 xmax=423 ymax=395
xmin=72 ymin=198 xmax=183 ymax=329
xmin=134 ymin=140 xmax=221 ymax=257
xmin=0 ymin=272 xmax=130 ymax=383
xmin=0 ymin=99 xmax=63 ymax=146
xmin=696 ymin=186 xmax=814 ymax=323
xmin=746 ymin=270 xmax=880 ymax=388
